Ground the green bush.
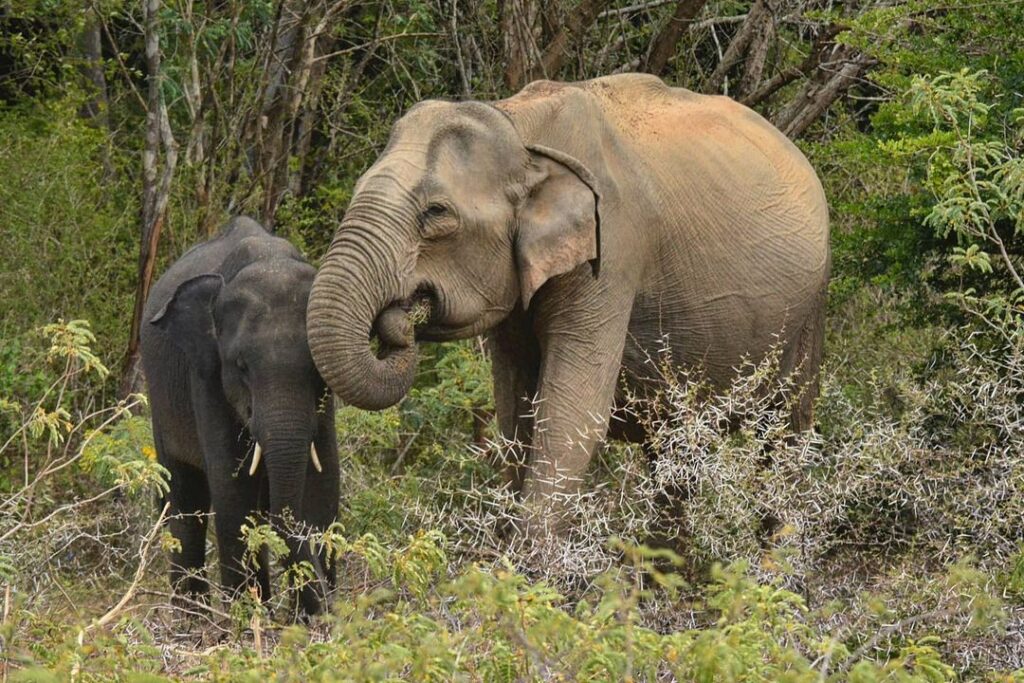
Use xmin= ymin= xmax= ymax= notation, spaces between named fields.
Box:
xmin=0 ymin=104 xmax=138 ymax=375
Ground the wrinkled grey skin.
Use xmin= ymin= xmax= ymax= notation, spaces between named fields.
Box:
xmin=307 ymin=74 xmax=829 ymax=529
xmin=141 ymin=217 xmax=338 ymax=615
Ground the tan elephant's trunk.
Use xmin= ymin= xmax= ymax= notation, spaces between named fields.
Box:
xmin=307 ymin=213 xmax=418 ymax=411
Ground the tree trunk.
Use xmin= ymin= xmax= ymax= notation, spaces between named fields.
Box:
xmin=503 ymin=0 xmax=611 ymax=89
xmin=774 ymin=51 xmax=875 ymax=138
xmin=121 ymin=0 xmax=178 ymax=398
xmin=252 ymin=0 xmax=351 ymax=226
xmin=736 ymin=4 xmax=772 ymax=98
xmin=703 ymin=0 xmax=767 ymax=94
xmin=739 ymin=23 xmax=845 ymax=107
xmin=502 ymin=0 xmax=542 ymax=90
xmin=534 ymin=0 xmax=612 ymax=82
xmin=76 ymin=8 xmax=109 ymax=127
xmin=76 ymin=6 xmax=112 ymax=177
xmin=254 ymin=0 xmax=308 ymax=228
xmin=642 ymin=0 xmax=709 ymax=76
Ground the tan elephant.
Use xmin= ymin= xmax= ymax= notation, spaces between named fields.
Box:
xmin=307 ymin=73 xmax=829 ymax=528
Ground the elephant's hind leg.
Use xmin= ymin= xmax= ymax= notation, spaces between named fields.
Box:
xmin=164 ymin=458 xmax=211 ymax=604
xmin=787 ymin=288 xmax=827 ymax=433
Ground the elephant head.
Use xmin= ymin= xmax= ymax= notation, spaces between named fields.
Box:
xmin=151 ymin=252 xmax=332 ymax=611
xmin=307 ymin=101 xmax=601 ymax=410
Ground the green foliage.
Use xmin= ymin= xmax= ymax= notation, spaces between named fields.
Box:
xmin=402 ymin=341 xmax=494 ymax=451
xmin=2 ymin=320 xmax=116 ymax=455
xmin=1004 ymin=546 xmax=1024 ymax=602
xmin=80 ymin=414 xmax=166 ymax=495
xmin=0 ymin=105 xmax=137 ymax=375
xmin=0 ymin=318 xmax=166 ymax=614
xmin=240 ymin=521 xmax=290 ymax=568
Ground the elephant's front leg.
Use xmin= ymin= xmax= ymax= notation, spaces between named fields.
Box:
xmin=206 ymin=445 xmax=269 ymax=603
xmin=162 ymin=458 xmax=211 ymax=602
xmin=521 ymin=286 xmax=632 ymax=532
xmin=302 ymin=408 xmax=340 ymax=591
xmin=194 ymin=396 xmax=269 ymax=603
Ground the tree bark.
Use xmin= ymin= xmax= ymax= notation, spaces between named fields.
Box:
xmin=739 ymin=23 xmax=844 ymax=107
xmin=642 ymin=0 xmax=709 ymax=76
xmin=773 ymin=50 xmax=875 ymax=138
xmin=502 ymin=0 xmax=542 ymax=90
xmin=121 ymin=0 xmax=179 ymax=398
xmin=736 ymin=4 xmax=772 ymax=97
xmin=255 ymin=0 xmax=309 ymax=228
xmin=290 ymin=31 xmax=331 ymax=197
xmin=503 ymin=0 xmax=611 ymax=89
xmin=76 ymin=7 xmax=109 ymax=126
xmin=703 ymin=0 xmax=767 ymax=94
xmin=534 ymin=0 xmax=611 ymax=81
xmin=76 ymin=6 xmax=112 ymax=177
xmin=252 ymin=0 xmax=352 ymax=226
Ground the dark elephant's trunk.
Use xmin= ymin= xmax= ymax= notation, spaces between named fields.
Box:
xmin=307 ymin=205 xmax=418 ymax=410
xmin=256 ymin=402 xmax=329 ymax=615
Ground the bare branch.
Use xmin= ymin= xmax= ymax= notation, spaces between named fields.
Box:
xmin=774 ymin=50 xmax=877 ymax=138
xmin=122 ymin=0 xmax=179 ymax=397
xmin=88 ymin=502 xmax=170 ymax=631
xmin=739 ymin=23 xmax=845 ymax=107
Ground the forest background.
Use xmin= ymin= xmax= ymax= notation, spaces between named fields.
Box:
xmin=1 ymin=0 xmax=1023 ymax=679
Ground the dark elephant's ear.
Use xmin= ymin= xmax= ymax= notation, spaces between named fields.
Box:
xmin=515 ymin=144 xmax=601 ymax=310
xmin=149 ymin=273 xmax=224 ymax=368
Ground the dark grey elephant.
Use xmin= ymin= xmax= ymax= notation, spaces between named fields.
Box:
xmin=306 ymin=74 xmax=829 ymax=529
xmin=141 ymin=217 xmax=338 ymax=615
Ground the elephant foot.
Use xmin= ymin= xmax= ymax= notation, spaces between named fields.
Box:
xmin=289 ymin=581 xmax=331 ymax=621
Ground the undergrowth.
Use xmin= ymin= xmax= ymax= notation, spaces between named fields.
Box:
xmin=0 ymin=310 xmax=1022 ymax=680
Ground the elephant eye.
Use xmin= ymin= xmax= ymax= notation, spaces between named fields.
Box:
xmin=420 ymin=202 xmax=459 ymax=239
xmin=236 ymin=358 xmax=247 ymax=373
xmin=424 ymin=203 xmax=448 ymax=218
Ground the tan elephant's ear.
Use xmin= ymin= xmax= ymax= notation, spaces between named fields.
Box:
xmin=515 ymin=144 xmax=601 ymax=310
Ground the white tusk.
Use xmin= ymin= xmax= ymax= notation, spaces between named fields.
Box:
xmin=249 ymin=442 xmax=262 ymax=476
xmin=310 ymin=442 xmax=323 ymax=473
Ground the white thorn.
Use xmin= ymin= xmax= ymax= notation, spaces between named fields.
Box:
xmin=310 ymin=442 xmax=323 ymax=473
xmin=249 ymin=442 xmax=262 ymax=476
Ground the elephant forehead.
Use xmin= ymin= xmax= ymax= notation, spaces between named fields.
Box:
xmin=229 ymin=261 xmax=312 ymax=296
xmin=222 ymin=318 xmax=313 ymax=366
xmin=217 ymin=278 xmax=311 ymax=334
xmin=391 ymin=102 xmax=522 ymax=164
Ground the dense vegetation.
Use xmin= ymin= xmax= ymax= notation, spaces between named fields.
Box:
xmin=1 ymin=0 xmax=1022 ymax=679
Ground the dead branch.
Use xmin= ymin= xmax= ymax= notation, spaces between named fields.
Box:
xmin=505 ymin=0 xmax=613 ymax=89
xmin=739 ymin=23 xmax=844 ymax=107
xmin=89 ymin=502 xmax=170 ymax=632
xmin=773 ymin=50 xmax=877 ymax=138
xmin=736 ymin=2 xmax=773 ymax=97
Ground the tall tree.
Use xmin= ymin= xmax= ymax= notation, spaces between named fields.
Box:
xmin=121 ymin=0 xmax=178 ymax=396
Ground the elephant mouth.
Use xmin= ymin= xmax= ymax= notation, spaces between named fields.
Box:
xmin=372 ymin=283 xmax=494 ymax=346
xmin=371 ymin=284 xmax=437 ymax=355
